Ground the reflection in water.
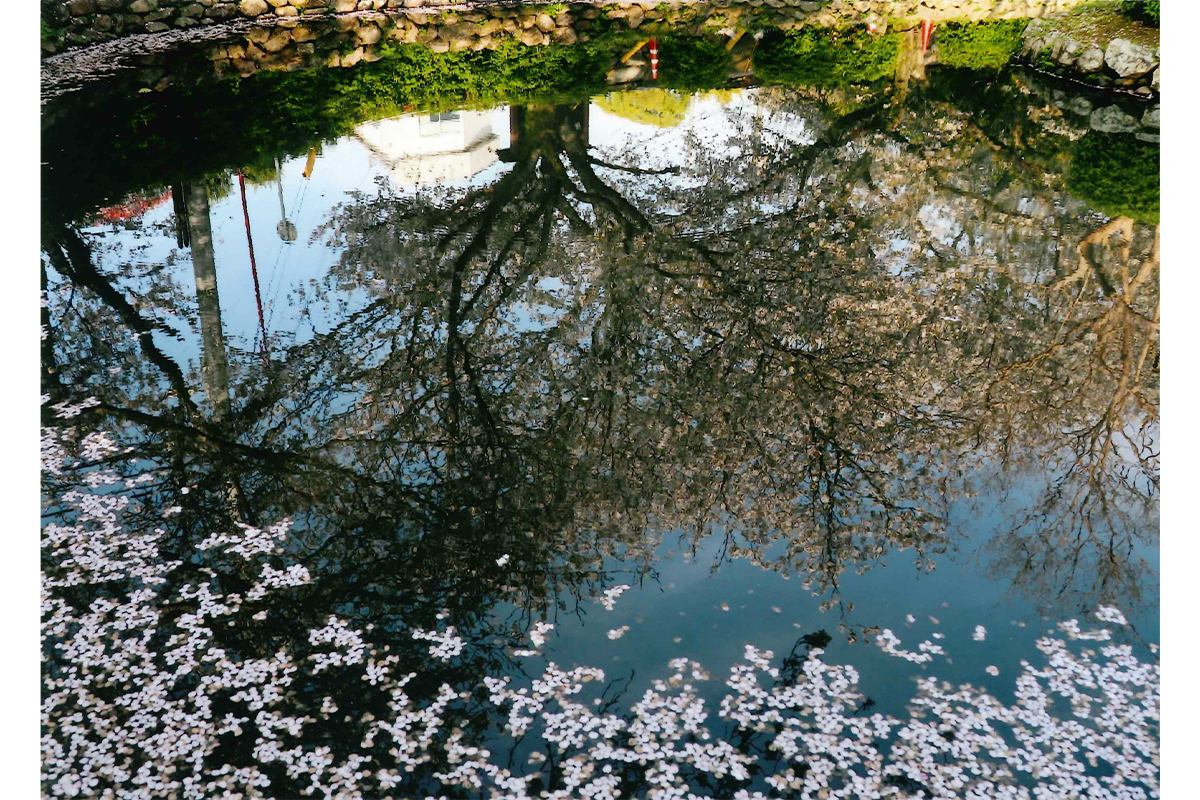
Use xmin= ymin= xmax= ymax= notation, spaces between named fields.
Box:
xmin=358 ymin=110 xmax=501 ymax=187
xmin=41 ymin=67 xmax=1158 ymax=798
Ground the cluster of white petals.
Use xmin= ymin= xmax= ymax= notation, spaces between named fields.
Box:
xmin=411 ymin=626 xmax=465 ymax=662
xmin=42 ymin=410 xmax=1159 ymax=799
xmin=529 ymin=620 xmax=554 ymax=648
xmin=875 ymin=628 xmax=935 ymax=663
xmin=598 ymin=584 xmax=631 ymax=611
xmin=51 ymin=395 xmax=101 ymax=419
xmin=1095 ymin=605 xmax=1129 ymax=626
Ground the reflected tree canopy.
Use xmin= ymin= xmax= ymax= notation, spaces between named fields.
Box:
xmin=40 ymin=67 xmax=1158 ymax=798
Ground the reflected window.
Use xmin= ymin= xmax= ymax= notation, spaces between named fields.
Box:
xmin=420 ymin=112 xmax=462 ymax=136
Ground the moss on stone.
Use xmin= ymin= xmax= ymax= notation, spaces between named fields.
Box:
xmin=1068 ymin=131 xmax=1159 ymax=224
xmin=1034 ymin=48 xmax=1058 ymax=72
xmin=934 ymin=21 xmax=1025 ymax=70
xmin=754 ymin=26 xmax=901 ymax=89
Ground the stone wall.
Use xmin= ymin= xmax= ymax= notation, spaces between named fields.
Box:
xmin=1020 ymin=16 xmax=1159 ymax=97
xmin=42 ymin=0 xmax=1084 ymax=54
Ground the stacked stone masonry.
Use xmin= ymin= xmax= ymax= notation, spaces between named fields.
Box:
xmin=1020 ymin=17 xmax=1159 ymax=97
xmin=44 ymin=0 xmax=1086 ymax=52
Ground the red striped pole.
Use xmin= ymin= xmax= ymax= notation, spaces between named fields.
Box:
xmin=649 ymin=38 xmax=658 ymax=80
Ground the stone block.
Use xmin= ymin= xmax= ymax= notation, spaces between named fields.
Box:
xmin=1076 ymin=47 xmax=1104 ymax=73
xmin=356 ymin=24 xmax=382 ymax=44
xmin=518 ymin=27 xmax=544 ymax=46
xmin=1089 ymin=105 xmax=1141 ymax=134
xmin=239 ymin=0 xmax=270 ymax=16
xmin=261 ymin=30 xmax=292 ymax=51
xmin=607 ymin=63 xmax=645 ymax=83
xmin=1104 ymin=38 xmax=1157 ymax=79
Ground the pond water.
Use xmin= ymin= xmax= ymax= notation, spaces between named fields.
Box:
xmin=41 ymin=11 xmax=1159 ymax=800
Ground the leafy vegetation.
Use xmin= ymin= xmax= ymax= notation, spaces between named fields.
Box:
xmin=42 ymin=28 xmax=644 ymax=220
xmin=1119 ymin=1 xmax=1161 ymax=26
xmin=655 ymin=34 xmax=733 ymax=91
xmin=1069 ymin=131 xmax=1160 ymax=224
xmin=754 ymin=26 xmax=900 ymax=89
xmin=934 ymin=21 xmax=1026 ymax=70
xmin=45 ymin=20 xmax=1138 ymax=223
xmin=595 ymin=88 xmax=690 ymax=127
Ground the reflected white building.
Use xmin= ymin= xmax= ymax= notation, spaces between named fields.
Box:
xmin=355 ymin=110 xmax=500 ymax=187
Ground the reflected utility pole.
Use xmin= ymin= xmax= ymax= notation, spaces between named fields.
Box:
xmin=183 ymin=181 xmax=233 ymax=421
xmin=237 ymin=170 xmax=270 ymax=366
xmin=274 ymin=156 xmax=298 ymax=243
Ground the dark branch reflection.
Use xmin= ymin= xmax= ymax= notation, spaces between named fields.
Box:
xmin=41 ymin=78 xmax=1158 ymax=797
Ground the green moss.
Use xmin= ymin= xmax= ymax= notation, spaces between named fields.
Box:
xmin=1068 ymin=131 xmax=1160 ymax=224
xmin=656 ymin=34 xmax=732 ymax=90
xmin=41 ymin=21 xmax=60 ymax=42
xmin=934 ymin=21 xmax=1025 ymax=70
xmin=755 ymin=27 xmax=900 ymax=90
xmin=1034 ymin=48 xmax=1058 ymax=72
xmin=542 ymin=3 xmax=568 ymax=17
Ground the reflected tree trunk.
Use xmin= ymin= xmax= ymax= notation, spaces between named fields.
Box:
xmin=172 ymin=183 xmax=191 ymax=249
xmin=184 ymin=181 xmax=232 ymax=421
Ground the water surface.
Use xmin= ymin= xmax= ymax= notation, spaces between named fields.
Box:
xmin=41 ymin=16 xmax=1159 ymax=799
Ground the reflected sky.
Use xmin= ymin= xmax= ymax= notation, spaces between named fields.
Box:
xmin=41 ymin=61 xmax=1159 ymax=798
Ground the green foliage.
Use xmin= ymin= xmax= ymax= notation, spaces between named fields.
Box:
xmin=542 ymin=3 xmax=568 ymax=17
xmin=595 ymin=88 xmax=690 ymax=127
xmin=1034 ymin=48 xmax=1058 ymax=71
xmin=1068 ymin=131 xmax=1159 ymax=224
xmin=934 ymin=21 xmax=1026 ymax=70
xmin=41 ymin=27 xmax=647 ymax=221
xmin=1118 ymin=1 xmax=1161 ymax=26
xmin=41 ymin=21 xmax=58 ymax=42
xmin=656 ymin=35 xmax=732 ymax=91
xmin=754 ymin=27 xmax=901 ymax=89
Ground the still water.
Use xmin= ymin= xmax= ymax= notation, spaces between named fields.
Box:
xmin=41 ymin=12 xmax=1158 ymax=799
